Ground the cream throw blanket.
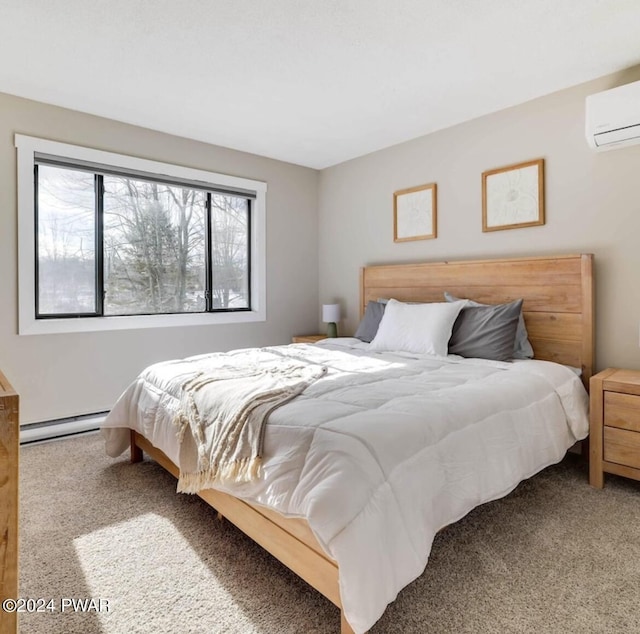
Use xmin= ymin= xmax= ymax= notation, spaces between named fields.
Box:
xmin=174 ymin=349 xmax=327 ymax=493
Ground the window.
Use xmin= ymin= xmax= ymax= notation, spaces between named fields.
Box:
xmin=16 ymin=135 xmax=266 ymax=334
xmin=36 ymin=165 xmax=250 ymax=317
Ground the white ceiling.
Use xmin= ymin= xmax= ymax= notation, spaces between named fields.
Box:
xmin=1 ymin=1 xmax=639 ymax=169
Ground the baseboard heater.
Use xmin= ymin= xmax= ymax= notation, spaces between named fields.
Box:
xmin=20 ymin=411 xmax=108 ymax=445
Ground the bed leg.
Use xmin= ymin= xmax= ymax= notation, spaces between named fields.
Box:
xmin=341 ymin=610 xmax=357 ymax=634
xmin=130 ymin=430 xmax=143 ymax=463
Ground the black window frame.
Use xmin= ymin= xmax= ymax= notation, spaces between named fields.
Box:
xmin=34 ymin=159 xmax=253 ymax=320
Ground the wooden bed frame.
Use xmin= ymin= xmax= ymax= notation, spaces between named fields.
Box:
xmin=130 ymin=253 xmax=594 ymax=634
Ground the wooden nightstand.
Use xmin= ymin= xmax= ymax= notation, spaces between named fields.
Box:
xmin=291 ymin=335 xmax=327 ymax=344
xmin=590 ymin=368 xmax=640 ymax=488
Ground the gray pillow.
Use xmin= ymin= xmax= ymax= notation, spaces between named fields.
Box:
xmin=354 ymin=301 xmax=386 ymax=342
xmin=448 ymin=299 xmax=523 ymax=361
xmin=444 ymin=292 xmax=534 ymax=359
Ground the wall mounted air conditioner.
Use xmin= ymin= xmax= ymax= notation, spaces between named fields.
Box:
xmin=585 ymin=79 xmax=640 ymax=151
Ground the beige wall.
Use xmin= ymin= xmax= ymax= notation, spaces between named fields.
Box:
xmin=318 ymin=66 xmax=640 ymax=374
xmin=0 ymin=92 xmax=320 ymax=424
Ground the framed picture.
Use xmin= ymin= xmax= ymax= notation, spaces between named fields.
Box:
xmin=482 ymin=159 xmax=544 ymax=232
xmin=393 ymin=182 xmax=437 ymax=242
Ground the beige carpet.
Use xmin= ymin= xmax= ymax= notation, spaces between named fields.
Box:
xmin=19 ymin=433 xmax=640 ymax=634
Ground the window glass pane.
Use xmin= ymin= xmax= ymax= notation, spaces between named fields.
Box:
xmin=210 ymin=194 xmax=249 ymax=309
xmin=103 ymin=177 xmax=206 ymax=315
xmin=37 ymin=165 xmax=96 ymax=315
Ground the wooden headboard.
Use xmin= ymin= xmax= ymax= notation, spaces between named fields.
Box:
xmin=360 ymin=254 xmax=594 ymax=385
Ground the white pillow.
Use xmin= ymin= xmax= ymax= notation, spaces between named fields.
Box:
xmin=369 ymin=298 xmax=468 ymax=356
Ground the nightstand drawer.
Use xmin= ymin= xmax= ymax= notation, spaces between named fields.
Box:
xmin=604 ymin=426 xmax=640 ymax=469
xmin=604 ymin=391 xmax=640 ymax=431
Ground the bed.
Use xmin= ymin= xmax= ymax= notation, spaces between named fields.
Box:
xmin=102 ymin=253 xmax=594 ymax=634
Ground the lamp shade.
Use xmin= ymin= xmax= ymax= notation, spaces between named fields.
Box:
xmin=322 ymin=303 xmax=341 ymax=323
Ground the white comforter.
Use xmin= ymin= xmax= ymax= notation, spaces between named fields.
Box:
xmin=102 ymin=338 xmax=589 ymax=634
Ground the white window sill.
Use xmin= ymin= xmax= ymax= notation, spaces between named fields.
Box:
xmin=19 ymin=309 xmax=266 ymax=336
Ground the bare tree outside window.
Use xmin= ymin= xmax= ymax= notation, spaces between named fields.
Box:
xmin=210 ymin=194 xmax=249 ymax=309
xmin=35 ymin=163 xmax=251 ymax=319
xmin=37 ymin=165 xmax=96 ymax=315
xmin=103 ymin=177 xmax=207 ymax=315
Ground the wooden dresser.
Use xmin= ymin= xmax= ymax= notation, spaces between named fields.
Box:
xmin=0 ymin=371 xmax=18 ymax=634
xmin=590 ymin=368 xmax=640 ymax=488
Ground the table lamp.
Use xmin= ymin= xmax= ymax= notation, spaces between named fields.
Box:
xmin=322 ymin=303 xmax=340 ymax=338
